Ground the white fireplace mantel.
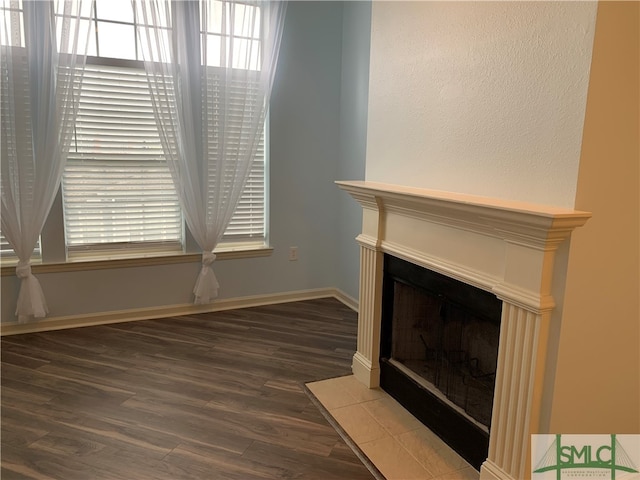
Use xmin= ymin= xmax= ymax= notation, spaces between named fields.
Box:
xmin=336 ymin=180 xmax=591 ymax=480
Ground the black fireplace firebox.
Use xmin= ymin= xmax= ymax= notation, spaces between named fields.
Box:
xmin=380 ymin=255 xmax=502 ymax=470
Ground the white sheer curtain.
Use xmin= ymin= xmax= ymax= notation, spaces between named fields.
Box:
xmin=135 ymin=0 xmax=286 ymax=304
xmin=1 ymin=1 xmax=91 ymax=323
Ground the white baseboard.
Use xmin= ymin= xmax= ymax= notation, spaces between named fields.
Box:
xmin=352 ymin=351 xmax=380 ymax=388
xmin=333 ymin=289 xmax=359 ymax=312
xmin=1 ymin=287 xmax=359 ymax=336
xmin=480 ymin=460 xmax=513 ymax=480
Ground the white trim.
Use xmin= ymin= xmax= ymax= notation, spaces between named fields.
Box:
xmin=333 ymin=289 xmax=359 ymax=312
xmin=1 ymin=246 xmax=273 ymax=276
xmin=0 ymin=288 xmax=355 ymax=336
xmin=480 ymin=460 xmax=512 ymax=480
xmin=375 ymin=237 xmax=501 ymax=296
xmin=352 ymin=351 xmax=380 ymax=388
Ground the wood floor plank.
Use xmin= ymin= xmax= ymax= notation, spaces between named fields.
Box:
xmin=241 ymin=439 xmax=377 ymax=480
xmin=1 ymin=298 xmax=376 ymax=480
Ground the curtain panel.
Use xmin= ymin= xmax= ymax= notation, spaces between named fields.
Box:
xmin=1 ymin=1 xmax=91 ymax=323
xmin=135 ymin=0 xmax=287 ymax=304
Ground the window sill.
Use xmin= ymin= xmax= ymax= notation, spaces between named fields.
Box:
xmin=0 ymin=245 xmax=273 ymax=276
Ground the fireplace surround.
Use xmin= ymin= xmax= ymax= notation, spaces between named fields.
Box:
xmin=337 ymin=181 xmax=591 ymax=480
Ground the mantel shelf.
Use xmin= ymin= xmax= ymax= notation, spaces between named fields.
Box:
xmin=336 ymin=180 xmax=592 ymax=244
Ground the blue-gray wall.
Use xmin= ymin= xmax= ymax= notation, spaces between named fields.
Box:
xmin=269 ymin=1 xmax=344 ymax=292
xmin=336 ymin=1 xmax=371 ymax=300
xmin=0 ymin=2 xmax=372 ymax=322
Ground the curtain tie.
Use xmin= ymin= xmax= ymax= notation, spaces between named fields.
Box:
xmin=193 ymin=251 xmax=220 ymax=304
xmin=15 ymin=261 xmax=48 ymax=322
xmin=202 ymin=252 xmax=216 ymax=267
xmin=16 ymin=262 xmax=32 ymax=279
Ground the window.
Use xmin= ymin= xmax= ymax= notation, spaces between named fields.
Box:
xmin=62 ymin=0 xmax=266 ymax=255
xmin=1 ymin=0 xmax=267 ymax=262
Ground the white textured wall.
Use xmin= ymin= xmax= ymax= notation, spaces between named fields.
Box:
xmin=366 ymin=1 xmax=597 ymax=208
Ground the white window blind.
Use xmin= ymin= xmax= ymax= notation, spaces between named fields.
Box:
xmin=204 ymin=71 xmax=265 ymax=242
xmin=62 ymin=60 xmax=266 ymax=252
xmin=0 ymin=233 xmax=13 ymax=256
xmin=62 ymin=62 xmax=183 ymax=252
xmin=0 ymin=232 xmax=40 ymax=258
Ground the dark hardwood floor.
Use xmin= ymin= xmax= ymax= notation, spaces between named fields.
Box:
xmin=1 ymin=298 xmax=376 ymax=480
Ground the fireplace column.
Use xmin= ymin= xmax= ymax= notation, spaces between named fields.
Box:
xmin=481 ymin=234 xmax=567 ymax=480
xmin=352 ymin=237 xmax=384 ymax=387
xmin=350 ymin=192 xmax=385 ymax=388
xmin=482 ymin=302 xmax=551 ymax=480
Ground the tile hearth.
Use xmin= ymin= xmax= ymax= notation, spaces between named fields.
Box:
xmin=307 ymin=375 xmax=479 ymax=480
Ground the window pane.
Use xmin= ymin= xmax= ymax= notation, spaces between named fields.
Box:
xmin=202 ymin=0 xmax=223 ymax=35
xmin=54 ymin=0 xmax=92 ymax=19
xmin=233 ymin=3 xmax=260 ymax=39
xmin=137 ymin=26 xmax=171 ymax=62
xmin=0 ymin=1 xmax=24 ymax=47
xmin=201 ymin=2 xmax=261 ymax=70
xmin=56 ymin=17 xmax=95 ymax=55
xmin=95 ymin=0 xmax=133 ymax=24
xmin=97 ymin=22 xmax=136 ymax=60
xmin=204 ymin=33 xmax=222 ymax=68
xmin=136 ymin=1 xmax=171 ymax=28
xmin=232 ymin=38 xmax=260 ymax=70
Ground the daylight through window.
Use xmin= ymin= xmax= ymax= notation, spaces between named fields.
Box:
xmin=0 ymin=0 xmax=267 ymax=260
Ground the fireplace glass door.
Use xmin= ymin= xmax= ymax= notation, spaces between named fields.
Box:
xmin=380 ymin=255 xmax=502 ymax=469
xmin=390 ymin=281 xmax=499 ymax=427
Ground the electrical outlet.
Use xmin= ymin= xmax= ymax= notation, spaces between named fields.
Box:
xmin=289 ymin=246 xmax=298 ymax=261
